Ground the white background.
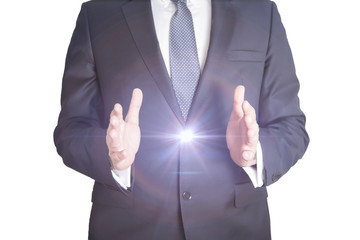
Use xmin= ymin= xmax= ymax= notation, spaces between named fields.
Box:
xmin=1 ymin=0 xmax=359 ymax=239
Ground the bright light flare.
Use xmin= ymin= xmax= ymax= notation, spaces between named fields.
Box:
xmin=180 ymin=130 xmax=194 ymax=143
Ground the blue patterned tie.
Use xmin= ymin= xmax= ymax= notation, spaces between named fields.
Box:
xmin=169 ymin=0 xmax=200 ymax=121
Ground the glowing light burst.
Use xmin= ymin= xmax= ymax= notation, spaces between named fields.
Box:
xmin=179 ymin=130 xmax=195 ymax=143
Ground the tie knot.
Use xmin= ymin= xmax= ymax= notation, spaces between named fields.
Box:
xmin=172 ymin=0 xmax=187 ymax=4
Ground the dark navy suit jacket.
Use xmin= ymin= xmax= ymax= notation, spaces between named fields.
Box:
xmin=54 ymin=0 xmax=309 ymax=239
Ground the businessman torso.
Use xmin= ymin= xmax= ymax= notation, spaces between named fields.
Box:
xmin=55 ymin=0 xmax=308 ymax=239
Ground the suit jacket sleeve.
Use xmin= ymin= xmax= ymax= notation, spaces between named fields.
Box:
xmin=259 ymin=2 xmax=309 ymax=186
xmin=54 ymin=4 xmax=118 ymax=189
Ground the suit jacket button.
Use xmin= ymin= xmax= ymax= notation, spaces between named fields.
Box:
xmin=182 ymin=191 xmax=192 ymax=200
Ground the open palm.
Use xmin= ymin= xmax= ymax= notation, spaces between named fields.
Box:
xmin=226 ymin=86 xmax=259 ymax=167
xmin=106 ymin=89 xmax=143 ymax=170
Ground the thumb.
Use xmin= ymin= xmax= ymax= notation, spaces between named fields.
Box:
xmin=125 ymin=88 xmax=143 ymax=124
xmin=232 ymin=85 xmax=245 ymax=118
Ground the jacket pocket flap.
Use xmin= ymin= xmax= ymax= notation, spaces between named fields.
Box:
xmin=92 ymin=182 xmax=133 ymax=209
xmin=234 ymin=182 xmax=268 ymax=208
xmin=227 ymin=50 xmax=264 ymax=62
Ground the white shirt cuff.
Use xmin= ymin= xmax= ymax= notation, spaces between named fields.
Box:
xmin=111 ymin=166 xmax=132 ymax=189
xmin=242 ymin=142 xmax=264 ymax=188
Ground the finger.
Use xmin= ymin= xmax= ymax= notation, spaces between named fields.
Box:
xmin=244 ymin=116 xmax=259 ymax=146
xmin=126 ymin=88 xmax=143 ymax=124
xmin=108 ymin=128 xmax=121 ymax=148
xmin=114 ymin=103 xmax=124 ymax=118
xmin=110 ymin=115 xmax=120 ymax=129
xmin=245 ymin=115 xmax=259 ymax=133
xmin=110 ymin=103 xmax=123 ymax=118
xmin=242 ymin=150 xmax=257 ymax=165
xmin=109 ymin=104 xmax=124 ymax=130
xmin=242 ymin=100 xmax=256 ymax=121
xmin=232 ymin=85 xmax=245 ymax=117
xmin=243 ymin=100 xmax=258 ymax=130
xmin=247 ymin=128 xmax=259 ymax=145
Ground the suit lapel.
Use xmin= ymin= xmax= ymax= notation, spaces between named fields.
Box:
xmin=122 ymin=0 xmax=185 ymax=126
xmin=207 ymin=0 xmax=236 ymax=59
xmin=122 ymin=0 xmax=235 ymax=126
xmin=187 ymin=0 xmax=236 ymax=126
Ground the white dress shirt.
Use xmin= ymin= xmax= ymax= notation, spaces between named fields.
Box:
xmin=112 ymin=0 xmax=264 ymax=189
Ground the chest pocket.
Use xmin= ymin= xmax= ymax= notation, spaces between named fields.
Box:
xmin=227 ymin=50 xmax=264 ymax=62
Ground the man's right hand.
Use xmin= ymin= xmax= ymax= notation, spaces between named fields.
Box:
xmin=106 ymin=88 xmax=143 ymax=170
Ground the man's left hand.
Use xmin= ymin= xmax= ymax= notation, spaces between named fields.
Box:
xmin=226 ymin=85 xmax=259 ymax=167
